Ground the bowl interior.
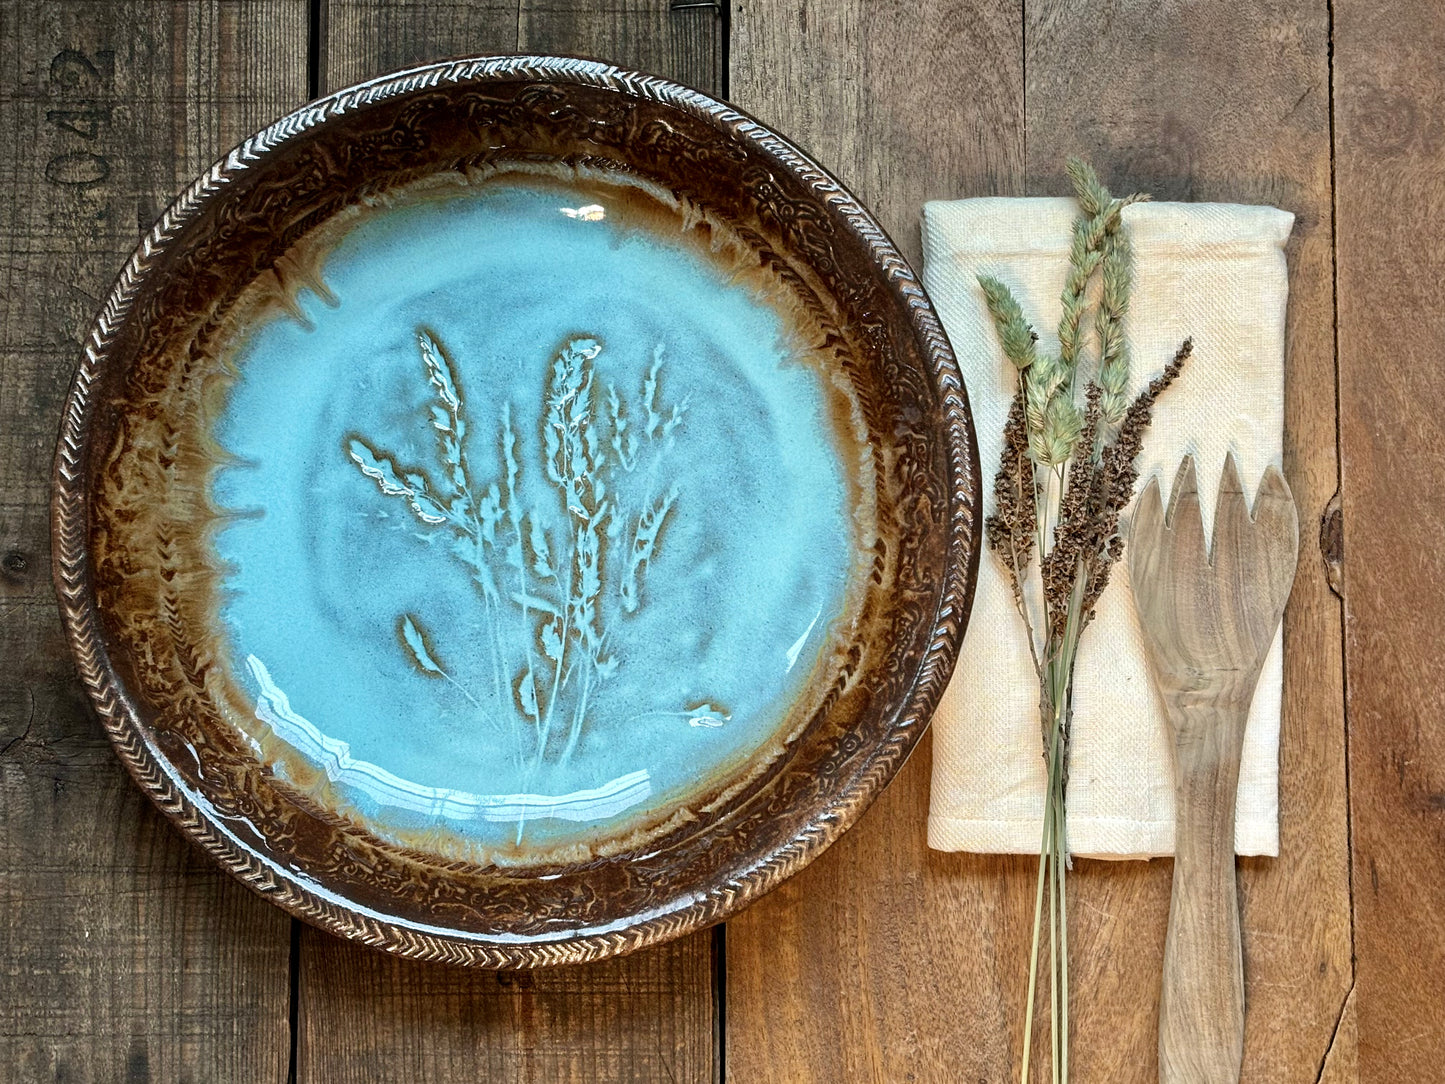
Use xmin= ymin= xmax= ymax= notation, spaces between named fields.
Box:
xmin=59 ymin=58 xmax=977 ymax=966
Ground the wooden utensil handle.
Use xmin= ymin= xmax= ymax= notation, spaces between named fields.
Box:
xmin=1160 ymin=702 xmax=1248 ymax=1084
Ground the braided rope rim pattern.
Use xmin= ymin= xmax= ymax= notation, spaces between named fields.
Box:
xmin=51 ymin=55 xmax=981 ymax=967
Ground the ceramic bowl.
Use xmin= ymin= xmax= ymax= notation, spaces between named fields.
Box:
xmin=53 ymin=56 xmax=980 ymax=966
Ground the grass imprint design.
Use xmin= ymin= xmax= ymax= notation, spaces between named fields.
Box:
xmin=348 ymin=329 xmax=725 ymax=787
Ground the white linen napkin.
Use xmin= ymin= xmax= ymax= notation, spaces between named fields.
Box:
xmin=923 ymin=197 xmax=1294 ymax=859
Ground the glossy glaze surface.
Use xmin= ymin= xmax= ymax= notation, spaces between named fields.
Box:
xmin=210 ymin=175 xmax=861 ymax=855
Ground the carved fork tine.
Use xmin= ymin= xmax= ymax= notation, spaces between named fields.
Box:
xmin=1129 ymin=454 xmax=1299 ymax=1084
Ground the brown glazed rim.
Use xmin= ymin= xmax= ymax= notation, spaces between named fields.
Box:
xmin=52 ymin=55 xmax=981 ymax=966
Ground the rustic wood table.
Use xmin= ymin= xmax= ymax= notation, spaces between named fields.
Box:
xmin=2 ymin=1 xmax=1440 ymax=1080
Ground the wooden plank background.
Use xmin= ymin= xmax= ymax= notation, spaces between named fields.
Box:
xmin=0 ymin=0 xmax=1439 ymax=1079
xmin=0 ymin=4 xmax=303 ymax=1082
xmin=1334 ymin=0 xmax=1445 ymax=1078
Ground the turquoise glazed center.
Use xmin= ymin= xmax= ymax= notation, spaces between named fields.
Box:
xmin=210 ymin=174 xmax=862 ymax=859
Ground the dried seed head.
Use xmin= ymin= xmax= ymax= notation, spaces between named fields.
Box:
xmin=1095 ymin=231 xmax=1134 ymax=426
xmin=986 ymin=388 xmax=1039 ymax=604
xmin=1077 ymin=339 xmax=1192 ymax=622
xmin=1066 ymin=157 xmax=1109 ymax=217
xmin=1035 ymin=340 xmax=1191 ymax=637
xmin=1036 ymin=394 xmax=1083 ymax=466
xmin=978 ymin=274 xmax=1039 ymax=371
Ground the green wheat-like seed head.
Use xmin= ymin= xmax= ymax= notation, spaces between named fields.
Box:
xmin=1033 ymin=393 xmax=1082 ymax=466
xmin=1065 ymin=158 xmax=1106 ymax=215
xmin=977 ymin=275 xmax=1039 ymax=372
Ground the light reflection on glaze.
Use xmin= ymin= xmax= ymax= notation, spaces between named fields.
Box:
xmin=248 ymin=654 xmax=654 ymax=823
xmin=210 ymin=176 xmax=858 ymax=854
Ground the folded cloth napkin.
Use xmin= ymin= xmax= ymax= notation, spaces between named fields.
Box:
xmin=923 ymin=197 xmax=1294 ymax=859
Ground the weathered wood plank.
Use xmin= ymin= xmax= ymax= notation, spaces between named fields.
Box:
xmin=728 ymin=0 xmax=1350 ymax=1080
xmin=1024 ymin=1 xmax=1351 ymax=1080
xmin=298 ymin=926 xmax=717 ymax=1083
xmin=322 ymin=0 xmax=520 ymax=90
xmin=299 ymin=7 xmax=723 ymax=1083
xmin=323 ymin=0 xmax=721 ymax=93
xmin=725 ymin=2 xmax=1027 ymax=1080
xmin=519 ymin=1 xmax=721 ymax=93
xmin=1334 ymin=0 xmax=1445 ymax=1075
xmin=0 ymin=3 xmax=304 ymax=1080
xmin=733 ymin=0 xmax=1023 ymax=268
xmin=1317 ymin=986 xmax=1357 ymax=1084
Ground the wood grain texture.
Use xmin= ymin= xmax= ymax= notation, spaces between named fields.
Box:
xmin=1334 ymin=0 xmax=1445 ymax=1075
xmin=732 ymin=0 xmax=1023 ymax=268
xmin=300 ymin=6 xmax=723 ymax=1083
xmin=0 ymin=2 xmax=303 ymax=1080
xmin=322 ymin=0 xmax=520 ymax=90
xmin=518 ymin=0 xmax=721 ymax=94
xmin=726 ymin=2 xmax=1027 ymax=1081
xmin=298 ymin=925 xmax=717 ymax=1083
xmin=728 ymin=0 xmax=1351 ymax=1081
xmin=1316 ymin=986 xmax=1357 ymax=1084
xmin=323 ymin=0 xmax=721 ymax=94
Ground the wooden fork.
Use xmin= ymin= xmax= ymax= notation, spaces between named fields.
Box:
xmin=1128 ymin=454 xmax=1299 ymax=1084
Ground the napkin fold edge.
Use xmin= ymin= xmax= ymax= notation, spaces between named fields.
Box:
xmin=922 ymin=197 xmax=1295 ymax=261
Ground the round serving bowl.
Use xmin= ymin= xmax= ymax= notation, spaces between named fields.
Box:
xmin=52 ymin=55 xmax=979 ymax=966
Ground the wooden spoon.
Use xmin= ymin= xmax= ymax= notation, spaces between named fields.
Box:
xmin=1128 ymin=454 xmax=1299 ymax=1084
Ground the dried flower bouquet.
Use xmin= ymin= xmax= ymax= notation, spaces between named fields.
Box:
xmin=977 ymin=160 xmax=1189 ymax=1082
